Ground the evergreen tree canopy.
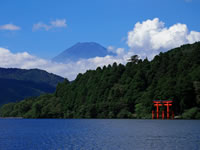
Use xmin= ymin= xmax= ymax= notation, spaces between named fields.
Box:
xmin=1 ymin=42 xmax=200 ymax=119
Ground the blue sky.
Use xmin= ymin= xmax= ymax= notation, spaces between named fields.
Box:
xmin=0 ymin=0 xmax=200 ymax=58
xmin=0 ymin=0 xmax=200 ymax=80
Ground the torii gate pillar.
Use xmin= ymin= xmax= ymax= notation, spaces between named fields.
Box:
xmin=153 ymin=101 xmax=162 ymax=119
xmin=163 ymin=101 xmax=173 ymax=119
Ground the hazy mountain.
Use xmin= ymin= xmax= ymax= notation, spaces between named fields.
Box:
xmin=0 ymin=68 xmax=64 ymax=87
xmin=0 ymin=68 xmax=64 ymax=106
xmin=52 ymin=42 xmax=115 ymax=63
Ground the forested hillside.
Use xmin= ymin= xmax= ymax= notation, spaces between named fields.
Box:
xmin=0 ymin=68 xmax=64 ymax=87
xmin=1 ymin=42 xmax=200 ymax=119
xmin=0 ymin=68 xmax=64 ymax=106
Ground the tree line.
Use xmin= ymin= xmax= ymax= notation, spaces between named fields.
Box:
xmin=0 ymin=42 xmax=200 ymax=119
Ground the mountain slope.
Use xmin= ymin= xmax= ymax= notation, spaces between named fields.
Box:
xmin=0 ymin=68 xmax=64 ymax=87
xmin=1 ymin=42 xmax=200 ymax=119
xmin=52 ymin=42 xmax=115 ymax=63
xmin=0 ymin=68 xmax=65 ymax=106
xmin=0 ymin=78 xmax=55 ymax=105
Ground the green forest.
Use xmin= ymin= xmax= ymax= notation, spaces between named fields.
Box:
xmin=0 ymin=68 xmax=64 ymax=106
xmin=1 ymin=42 xmax=200 ymax=119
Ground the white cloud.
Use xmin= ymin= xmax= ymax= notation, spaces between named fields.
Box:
xmin=0 ymin=47 xmax=125 ymax=80
xmin=33 ymin=19 xmax=67 ymax=31
xmin=107 ymin=46 xmax=115 ymax=52
xmin=1 ymin=18 xmax=200 ymax=80
xmin=116 ymin=48 xmax=125 ymax=56
xmin=107 ymin=46 xmax=125 ymax=56
xmin=0 ymin=24 xmax=20 ymax=31
xmin=51 ymin=19 xmax=67 ymax=27
xmin=33 ymin=22 xmax=51 ymax=31
xmin=127 ymin=18 xmax=200 ymax=59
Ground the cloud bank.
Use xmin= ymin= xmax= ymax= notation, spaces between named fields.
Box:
xmin=0 ymin=18 xmax=200 ymax=80
xmin=0 ymin=24 xmax=20 ymax=31
xmin=127 ymin=18 xmax=200 ymax=59
xmin=0 ymin=47 xmax=126 ymax=80
xmin=33 ymin=19 xmax=67 ymax=31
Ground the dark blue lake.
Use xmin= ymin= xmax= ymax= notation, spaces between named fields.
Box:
xmin=0 ymin=119 xmax=200 ymax=150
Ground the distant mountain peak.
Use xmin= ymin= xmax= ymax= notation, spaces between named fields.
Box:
xmin=52 ymin=42 xmax=115 ymax=63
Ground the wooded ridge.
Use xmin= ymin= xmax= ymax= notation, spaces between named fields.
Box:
xmin=0 ymin=42 xmax=200 ymax=119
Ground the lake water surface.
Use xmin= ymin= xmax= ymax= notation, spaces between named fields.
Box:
xmin=0 ymin=119 xmax=199 ymax=150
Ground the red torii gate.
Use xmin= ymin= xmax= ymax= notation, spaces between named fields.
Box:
xmin=152 ymin=100 xmax=174 ymax=119
xmin=153 ymin=101 xmax=162 ymax=119
xmin=163 ymin=100 xmax=173 ymax=119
